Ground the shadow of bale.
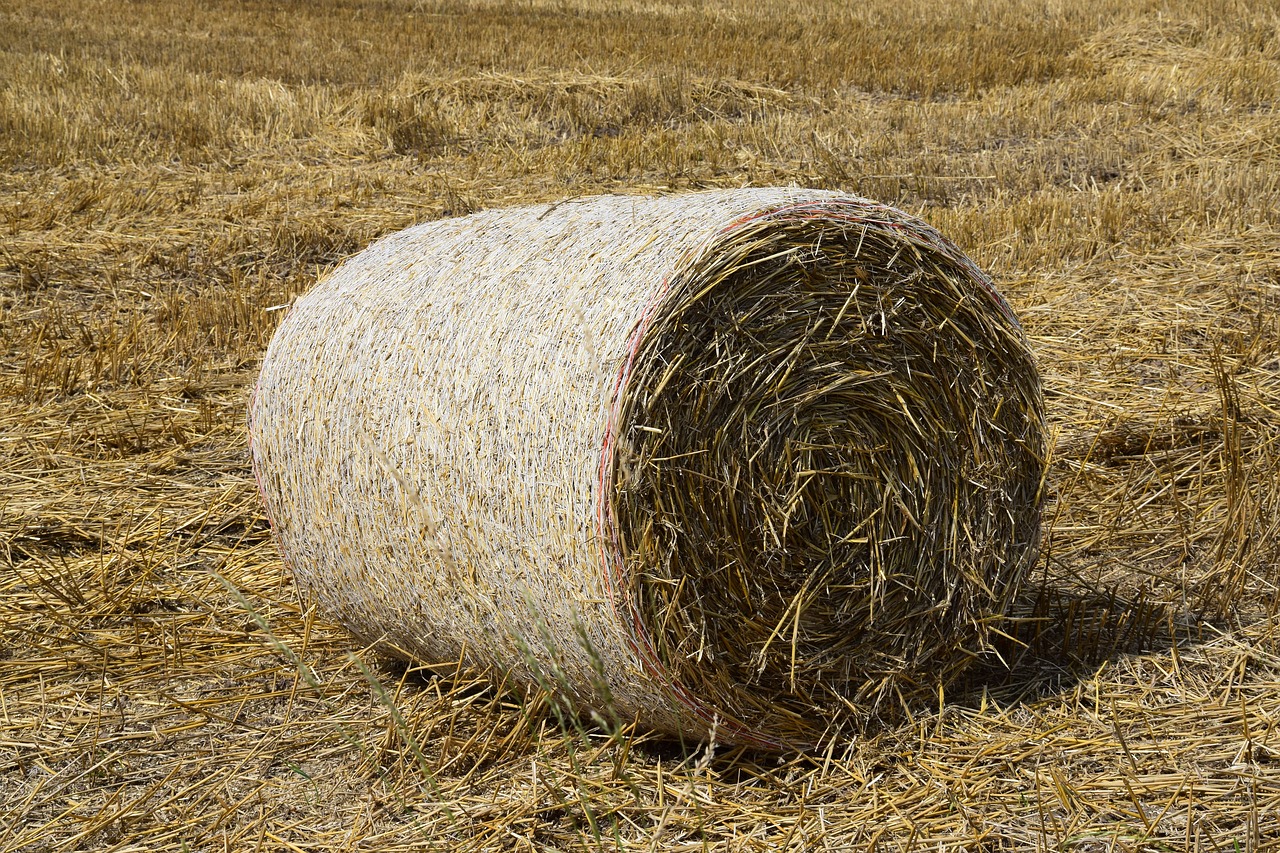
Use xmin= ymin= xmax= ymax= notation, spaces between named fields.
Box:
xmin=952 ymin=578 xmax=1206 ymax=710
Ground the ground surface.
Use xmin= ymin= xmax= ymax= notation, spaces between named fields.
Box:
xmin=3 ymin=0 xmax=1280 ymax=850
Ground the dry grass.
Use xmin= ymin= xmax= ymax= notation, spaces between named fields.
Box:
xmin=2 ymin=0 xmax=1279 ymax=849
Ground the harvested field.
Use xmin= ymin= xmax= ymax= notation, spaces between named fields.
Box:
xmin=3 ymin=0 xmax=1280 ymax=850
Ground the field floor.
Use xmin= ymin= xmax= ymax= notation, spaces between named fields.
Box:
xmin=4 ymin=0 xmax=1280 ymax=850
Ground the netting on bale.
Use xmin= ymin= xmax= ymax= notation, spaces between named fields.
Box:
xmin=249 ymin=188 xmax=1046 ymax=751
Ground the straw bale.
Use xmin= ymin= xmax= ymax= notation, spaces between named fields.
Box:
xmin=248 ymin=188 xmax=1046 ymax=750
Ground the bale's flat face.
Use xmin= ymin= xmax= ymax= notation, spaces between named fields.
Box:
xmin=250 ymin=189 xmax=1045 ymax=752
xmin=609 ymin=204 xmax=1045 ymax=746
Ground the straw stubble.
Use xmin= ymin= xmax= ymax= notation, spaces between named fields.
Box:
xmin=249 ymin=188 xmax=1046 ymax=750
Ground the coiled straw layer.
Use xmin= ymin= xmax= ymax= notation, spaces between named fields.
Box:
xmin=249 ymin=188 xmax=1045 ymax=750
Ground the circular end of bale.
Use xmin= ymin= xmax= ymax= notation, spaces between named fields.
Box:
xmin=601 ymin=200 xmax=1044 ymax=747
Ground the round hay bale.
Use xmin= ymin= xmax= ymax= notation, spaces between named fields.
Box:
xmin=249 ymin=188 xmax=1045 ymax=750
